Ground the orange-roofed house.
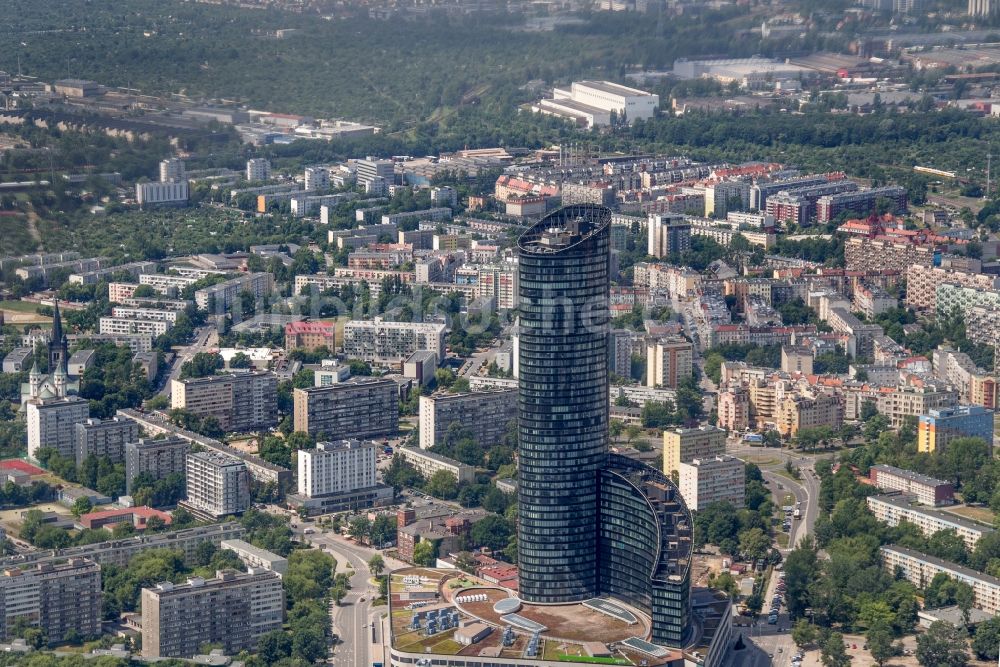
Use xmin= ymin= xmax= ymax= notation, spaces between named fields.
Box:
xmin=285 ymin=320 xmax=336 ymax=353
xmin=78 ymin=506 xmax=172 ymax=531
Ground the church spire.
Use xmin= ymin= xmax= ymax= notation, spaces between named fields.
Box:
xmin=51 ymin=299 xmax=62 ymax=343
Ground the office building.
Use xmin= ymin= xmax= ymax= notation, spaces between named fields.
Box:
xmin=882 ymin=546 xmax=1000 ymax=613
xmin=342 ymin=319 xmax=446 ymax=366
xmin=171 ymin=371 xmax=278 ymax=433
xmin=245 ymin=159 xmax=271 ymax=182
xmin=918 ymin=405 xmax=995 ymax=454
xmin=194 ymin=272 xmax=274 ymax=312
xmin=647 ymin=213 xmax=691 ymax=258
xmin=646 ymin=337 xmax=693 ymax=389
xmin=284 ymin=320 xmax=335 ymax=352
xmin=396 ymin=447 xmax=476 ymax=484
xmin=74 ymin=417 xmax=140 ymax=466
xmin=297 ymin=440 xmax=378 ymax=498
xmin=870 ymin=464 xmax=954 ymax=506
xmin=663 ymin=426 xmax=727 ymax=476
xmin=356 ymin=158 xmax=395 ymax=189
xmin=159 ymin=158 xmax=186 ymax=183
xmin=293 ymin=378 xmax=399 ymax=439
xmin=136 ymin=181 xmax=189 ymax=208
xmin=216 ymin=540 xmax=287 ymax=581
xmin=140 ymin=568 xmax=284 ymax=658
xmin=868 ymin=494 xmax=993 ymax=550
xmin=124 ymin=437 xmax=190 ymax=494
xmin=517 ymin=204 xmax=612 ymax=603
xmin=0 ymin=558 xmax=102 ymax=644
xmin=418 ymin=390 xmax=518 ymax=450
xmin=183 ymin=452 xmax=251 ymax=519
xmin=678 ymin=455 xmax=746 ymax=511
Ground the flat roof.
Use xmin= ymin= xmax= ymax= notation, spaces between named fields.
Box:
xmin=539 ymin=97 xmax=611 ymax=116
xmin=219 ymin=538 xmax=287 ymax=563
xmin=869 ymin=495 xmax=994 ymax=534
xmin=871 ymin=464 xmax=950 ymax=488
xmin=883 ymin=545 xmax=1000 ymax=587
xmin=576 ymin=80 xmax=655 ymax=97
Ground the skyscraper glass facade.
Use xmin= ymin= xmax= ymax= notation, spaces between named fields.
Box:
xmin=517 ymin=204 xmax=611 ymax=603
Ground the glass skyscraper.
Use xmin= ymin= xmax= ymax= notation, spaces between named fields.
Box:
xmin=517 ymin=204 xmax=611 ymax=603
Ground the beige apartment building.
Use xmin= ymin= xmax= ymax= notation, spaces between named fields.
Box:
xmin=141 ymin=568 xmax=284 ymax=658
xmin=882 ymin=546 xmax=1000 ymax=614
xmin=646 ymin=337 xmax=693 ymax=389
xmin=906 ymin=264 xmax=1000 ymax=311
xmin=867 ymin=494 xmax=993 ymax=550
xmin=678 ymin=455 xmax=745 ymax=511
xmin=775 ymin=392 xmax=843 ymax=438
xmin=418 ymin=390 xmax=517 ymax=450
xmin=875 ymin=385 xmax=958 ymax=429
xmin=0 ymin=558 xmax=101 ymax=643
xmin=663 ymin=426 xmax=726 ymax=476
xmin=171 ymin=371 xmax=277 ymax=432
xmin=293 ymin=378 xmax=399 ymax=439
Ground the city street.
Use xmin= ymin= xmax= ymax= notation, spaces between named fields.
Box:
xmin=156 ymin=324 xmax=218 ymax=399
xmin=302 ymin=527 xmax=402 ymax=666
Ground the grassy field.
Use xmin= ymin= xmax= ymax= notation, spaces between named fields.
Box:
xmin=0 ymin=300 xmax=41 ymax=313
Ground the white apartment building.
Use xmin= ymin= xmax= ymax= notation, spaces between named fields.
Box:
xmin=304 ymin=166 xmax=329 ymax=191
xmin=297 ymin=440 xmax=378 ymax=498
xmin=219 ymin=539 xmax=288 ymax=577
xmin=27 ymin=396 xmax=90 ymax=461
xmin=246 ymin=159 xmax=271 ymax=182
xmin=882 ymin=545 xmax=1000 ymax=614
xmin=139 ymin=272 xmax=200 ymax=294
xmin=184 ymin=452 xmax=251 ymax=518
xmin=396 ymin=447 xmax=475 ymax=484
xmin=194 ymin=272 xmax=274 ymax=311
xmin=678 ymin=455 xmax=745 ymax=511
xmin=418 ymin=390 xmax=517 ymax=450
xmin=99 ymin=316 xmax=171 ymax=337
xmin=867 ymin=494 xmax=993 ymax=550
xmin=342 ymin=319 xmax=447 ymax=365
xmin=159 ymin=158 xmax=186 ymax=183
xmin=111 ymin=306 xmax=178 ymax=323
xmin=136 ymin=181 xmax=189 ymax=207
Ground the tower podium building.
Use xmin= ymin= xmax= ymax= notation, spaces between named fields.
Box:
xmin=517 ymin=205 xmax=693 ymax=646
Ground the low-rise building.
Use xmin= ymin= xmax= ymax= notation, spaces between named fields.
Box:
xmin=284 ymin=320 xmax=336 ymax=352
xmin=78 ymin=506 xmax=172 ymax=531
xmin=396 ymin=507 xmax=489 ymax=563
xmin=219 ymin=539 xmax=288 ymax=577
xmin=867 ymin=494 xmax=993 ymax=550
xmin=881 ymin=545 xmax=1000 ymax=614
xmin=870 ymin=464 xmax=954 ymax=506
xmin=396 ymin=447 xmax=475 ymax=484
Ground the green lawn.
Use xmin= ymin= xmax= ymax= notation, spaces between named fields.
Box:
xmin=0 ymin=300 xmax=41 ymax=313
xmin=557 ymin=656 xmax=631 ymax=665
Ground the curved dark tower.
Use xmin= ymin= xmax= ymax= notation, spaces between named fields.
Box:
xmin=516 ymin=204 xmax=611 ymax=603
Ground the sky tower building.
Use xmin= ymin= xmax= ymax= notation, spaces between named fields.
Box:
xmin=517 ymin=203 xmax=612 ymax=603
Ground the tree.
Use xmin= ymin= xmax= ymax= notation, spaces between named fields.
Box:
xmin=413 ymin=541 xmax=435 ymax=566
xmin=821 ymin=632 xmax=851 ymax=667
xmin=370 ymin=514 xmax=396 ymax=547
xmin=867 ymin=622 xmax=897 ymax=667
xmin=783 ymin=541 xmax=817 ymax=619
xmin=349 ymin=515 xmax=371 ymax=544
xmin=972 ymin=616 xmax=1000 ymax=660
xmin=229 ymin=352 xmax=253 ymax=369
xmin=368 ymin=554 xmax=385 ymax=577
xmin=470 ymin=515 xmax=514 ymax=552
xmin=71 ymin=496 xmax=93 ymax=518
xmin=916 ymin=620 xmax=969 ymax=667
xmin=791 ymin=619 xmax=817 ymax=648
xmin=424 ymin=470 xmax=458 ymax=500
xmin=738 ymin=527 xmax=770 ymax=563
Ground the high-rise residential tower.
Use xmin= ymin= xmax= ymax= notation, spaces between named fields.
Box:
xmin=516 ymin=204 xmax=611 ymax=603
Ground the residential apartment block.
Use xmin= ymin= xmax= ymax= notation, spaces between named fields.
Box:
xmin=27 ymin=396 xmax=90 ymax=461
xmin=183 ymin=452 xmax=251 ymax=518
xmin=663 ymin=426 xmax=727 ymax=476
xmin=868 ymin=494 xmax=993 ymax=550
xmin=194 ymin=272 xmax=274 ymax=311
xmin=124 ymin=437 xmax=190 ymax=494
xmin=906 ymin=264 xmax=1000 ymax=311
xmin=717 ymin=384 xmax=750 ymax=431
xmin=140 ymin=568 xmax=284 ymax=658
xmin=935 ymin=283 xmax=1000 ymax=318
xmin=99 ymin=316 xmax=171 ymax=337
xmin=74 ymin=417 xmax=140 ymax=466
xmin=875 ymin=386 xmax=958 ymax=429
xmin=869 ymin=464 xmax=954 ymax=506
xmin=219 ymin=539 xmax=288 ymax=577
xmin=293 ymin=378 xmax=399 ymax=439
xmin=647 ymin=214 xmax=691 ymax=258
xmin=284 ymin=320 xmax=336 ymax=352
xmin=396 ymin=447 xmax=475 ymax=484
xmin=171 ymin=371 xmax=278 ymax=433
xmin=775 ymin=392 xmax=843 ymax=438
xmin=881 ymin=546 xmax=1000 ymax=614
xmin=342 ymin=319 xmax=446 ymax=366
xmin=646 ymin=337 xmax=693 ymax=389
xmin=678 ymin=455 xmax=745 ymax=511
xmin=0 ymin=558 xmax=102 ymax=644
xmin=297 ymin=440 xmax=378 ymax=498
xmin=418 ymin=390 xmax=517 ymax=450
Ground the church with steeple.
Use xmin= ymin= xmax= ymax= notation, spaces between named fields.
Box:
xmin=21 ymin=300 xmax=79 ymax=405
